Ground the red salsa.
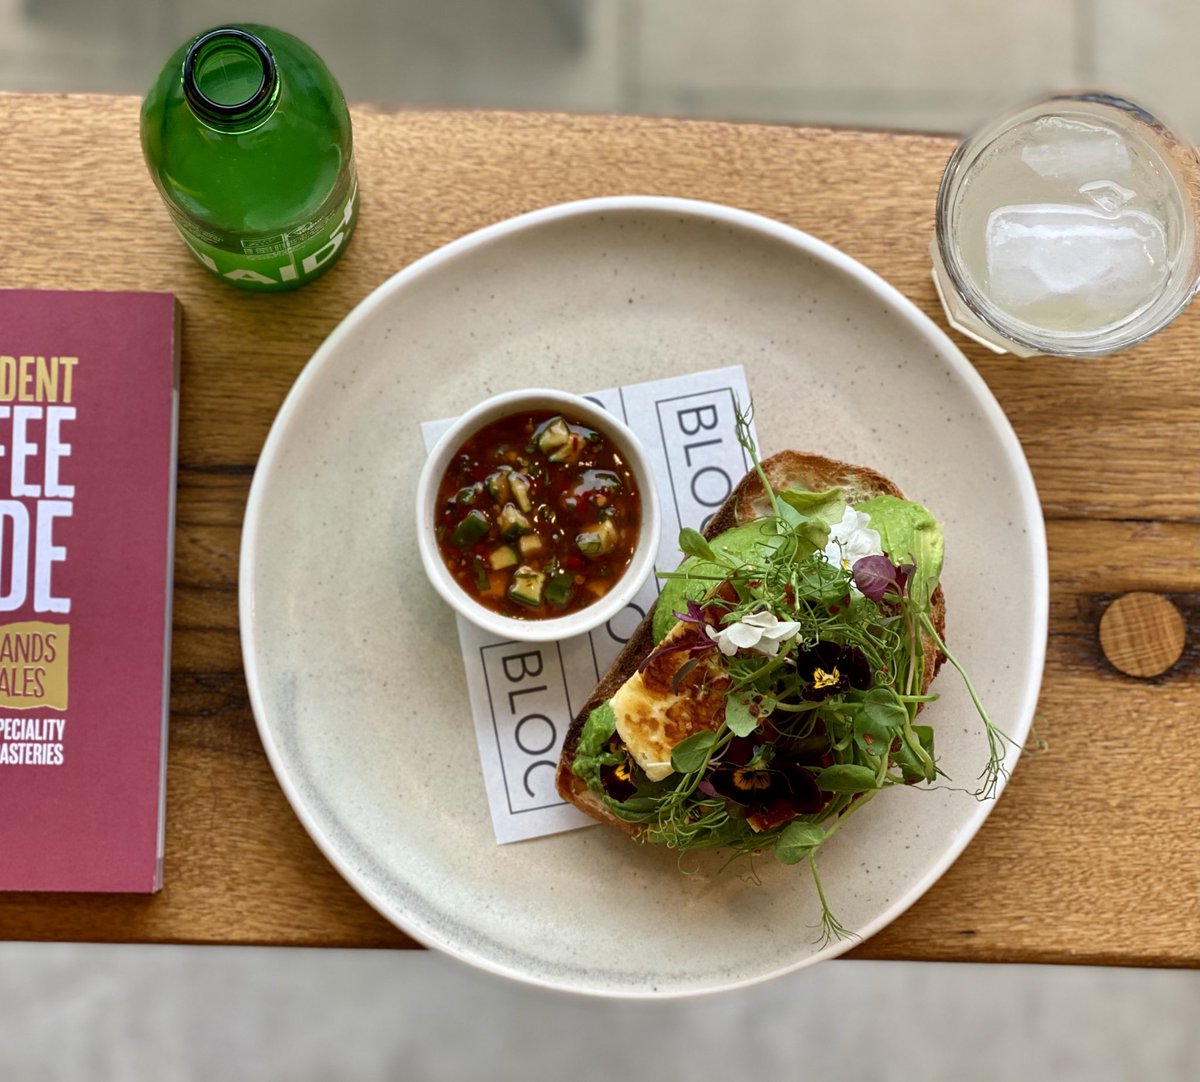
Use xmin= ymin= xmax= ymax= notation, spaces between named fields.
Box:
xmin=434 ymin=410 xmax=642 ymax=619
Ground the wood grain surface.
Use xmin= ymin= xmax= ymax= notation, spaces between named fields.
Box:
xmin=1 ymin=93 xmax=1198 ymax=966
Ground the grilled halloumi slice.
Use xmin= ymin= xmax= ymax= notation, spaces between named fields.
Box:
xmin=610 ymin=618 xmax=730 ymax=781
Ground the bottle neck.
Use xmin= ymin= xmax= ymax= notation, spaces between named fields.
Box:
xmin=182 ymin=28 xmax=279 ymax=128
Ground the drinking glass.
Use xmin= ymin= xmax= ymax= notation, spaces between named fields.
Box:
xmin=931 ymin=92 xmax=1200 ymax=357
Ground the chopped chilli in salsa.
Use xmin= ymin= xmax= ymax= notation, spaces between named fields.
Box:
xmin=434 ymin=410 xmax=642 ymax=618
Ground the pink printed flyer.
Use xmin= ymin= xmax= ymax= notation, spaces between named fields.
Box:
xmin=0 ymin=290 xmax=179 ymax=892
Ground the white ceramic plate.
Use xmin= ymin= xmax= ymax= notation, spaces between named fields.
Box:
xmin=240 ymin=196 xmax=1047 ymax=998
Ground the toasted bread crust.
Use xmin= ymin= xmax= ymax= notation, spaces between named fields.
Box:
xmin=555 ymin=451 xmax=947 ymax=830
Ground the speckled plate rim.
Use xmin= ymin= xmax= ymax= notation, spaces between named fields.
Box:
xmin=239 ymin=195 xmax=1049 ymax=999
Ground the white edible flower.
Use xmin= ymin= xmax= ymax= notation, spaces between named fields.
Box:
xmin=706 ymin=610 xmax=802 ymax=657
xmin=822 ymin=506 xmax=883 ymax=572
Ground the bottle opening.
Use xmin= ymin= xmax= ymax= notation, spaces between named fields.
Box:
xmin=183 ymin=28 xmax=277 ymax=122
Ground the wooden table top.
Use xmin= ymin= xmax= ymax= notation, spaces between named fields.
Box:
xmin=1 ymin=92 xmax=1197 ymax=968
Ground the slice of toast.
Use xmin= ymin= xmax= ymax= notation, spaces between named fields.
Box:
xmin=555 ymin=451 xmax=947 ymax=832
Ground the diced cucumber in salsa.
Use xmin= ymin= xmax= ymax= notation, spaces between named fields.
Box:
xmin=485 ymin=469 xmax=511 ymax=503
xmin=549 ymin=434 xmax=585 ymax=463
xmin=508 ymin=566 xmax=546 ymax=607
xmin=545 ymin=572 xmax=575 ymax=607
xmin=489 ymin=545 xmax=519 ymax=570
xmin=536 ymin=417 xmax=571 ymax=455
xmin=510 ymin=473 xmax=533 ymax=512
xmin=498 ymin=504 xmax=533 ymax=537
xmin=451 ymin=509 xmax=490 ymax=547
xmin=576 ymin=518 xmax=617 ymax=557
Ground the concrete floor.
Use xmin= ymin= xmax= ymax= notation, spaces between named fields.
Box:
xmin=4 ymin=944 xmax=1198 ymax=1082
xmin=3 ymin=0 xmax=1200 ymax=137
xmin=2 ymin=2 xmax=1198 ymax=1079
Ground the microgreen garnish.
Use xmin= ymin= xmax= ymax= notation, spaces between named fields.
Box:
xmin=916 ymin=612 xmax=1013 ymax=800
xmin=851 ymin=554 xmax=913 ymax=602
xmin=736 ymin=403 xmax=782 ymax=521
xmin=809 ymin=852 xmax=853 ymax=949
xmin=724 ymin=691 xmax=769 ymax=737
xmin=570 ymin=400 xmax=1006 ymax=946
xmin=678 ymin=527 xmax=717 ymax=562
xmin=674 ymin=599 xmax=713 ymax=629
xmin=636 ymin=600 xmax=720 ymax=675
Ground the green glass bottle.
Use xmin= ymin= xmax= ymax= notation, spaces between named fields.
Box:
xmin=140 ymin=25 xmax=358 ymax=292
